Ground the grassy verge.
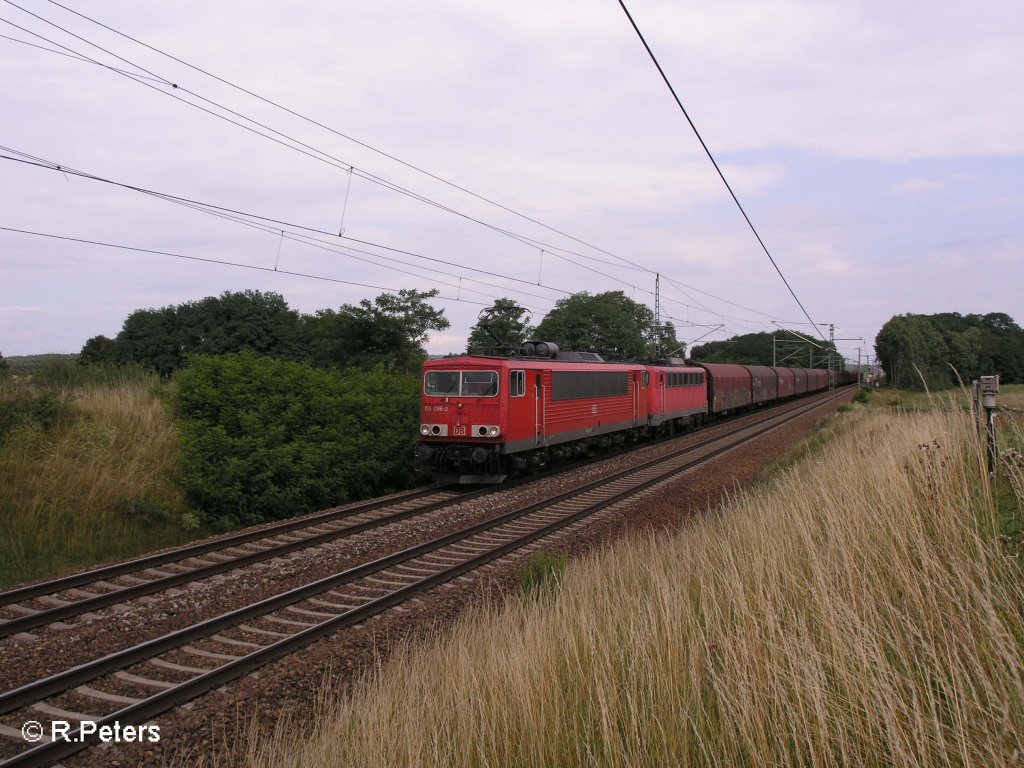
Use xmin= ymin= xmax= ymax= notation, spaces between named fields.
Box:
xmin=245 ymin=402 xmax=1024 ymax=767
xmin=865 ymin=383 xmax=1024 ymax=412
xmin=0 ymin=376 xmax=197 ymax=588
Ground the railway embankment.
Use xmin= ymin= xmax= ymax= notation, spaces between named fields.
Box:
xmin=242 ymin=397 xmax=1024 ymax=768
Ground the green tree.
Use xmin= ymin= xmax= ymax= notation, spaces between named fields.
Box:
xmin=532 ymin=291 xmax=671 ymax=359
xmin=0 ymin=352 xmax=9 ymax=379
xmin=306 ymin=289 xmax=448 ymax=372
xmin=114 ymin=290 xmax=302 ymax=376
xmin=874 ymin=311 xmax=1024 ymax=389
xmin=466 ymin=300 xmax=533 ymax=353
xmin=659 ymin=321 xmax=683 ymax=358
xmin=980 ymin=313 xmax=1024 ymax=382
xmin=875 ymin=315 xmax=951 ymax=390
xmin=179 ymin=290 xmax=302 ymax=359
xmin=116 ymin=305 xmax=185 ymax=377
xmin=79 ymin=335 xmax=124 ymax=367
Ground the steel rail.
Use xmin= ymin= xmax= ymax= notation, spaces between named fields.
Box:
xmin=0 ymin=486 xmax=498 ymax=639
xmin=0 ymin=484 xmax=446 ymax=605
xmin=0 ymin=389 xmax=847 ymax=767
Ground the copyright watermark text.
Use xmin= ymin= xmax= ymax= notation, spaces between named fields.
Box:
xmin=21 ymin=720 xmax=160 ymax=744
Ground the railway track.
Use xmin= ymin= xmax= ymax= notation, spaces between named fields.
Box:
xmin=0 ymin=485 xmax=493 ymax=640
xmin=0 ymin=387 xmax=847 ymax=767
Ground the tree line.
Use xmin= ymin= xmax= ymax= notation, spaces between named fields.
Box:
xmin=80 ymin=288 xmax=449 ymax=376
xmin=690 ymin=331 xmax=844 ymax=368
xmin=874 ymin=312 xmax=1023 ymax=390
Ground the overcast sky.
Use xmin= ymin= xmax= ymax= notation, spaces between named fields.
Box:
xmin=2 ymin=0 xmax=1021 ymax=365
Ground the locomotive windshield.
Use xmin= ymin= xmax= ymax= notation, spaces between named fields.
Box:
xmin=424 ymin=370 xmax=460 ymax=396
xmin=424 ymin=370 xmax=499 ymax=397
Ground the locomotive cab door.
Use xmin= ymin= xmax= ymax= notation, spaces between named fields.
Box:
xmin=506 ymin=367 xmax=531 ymax=447
xmin=534 ymin=371 xmax=546 ymax=445
xmin=632 ymin=371 xmax=640 ymax=425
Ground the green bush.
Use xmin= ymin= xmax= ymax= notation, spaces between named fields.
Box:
xmin=174 ymin=352 xmax=424 ymax=528
xmin=853 ymin=388 xmax=871 ymax=405
xmin=0 ymin=391 xmax=72 ymax=444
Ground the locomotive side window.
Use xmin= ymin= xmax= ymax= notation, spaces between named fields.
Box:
xmin=642 ymin=371 xmax=650 ymax=388
xmin=462 ymin=371 xmax=499 ymax=397
xmin=424 ymin=370 xmax=460 ymax=396
xmin=510 ymin=370 xmax=526 ymax=398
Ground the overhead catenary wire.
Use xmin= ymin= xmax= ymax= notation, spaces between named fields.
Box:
xmin=0 ymin=4 xmax=647 ymax=279
xmin=2 ymin=0 xmax=168 ymax=83
xmin=0 ymin=30 xmax=175 ymax=83
xmin=0 ymin=225 xmax=499 ymax=309
xmin=0 ymin=150 xmax=561 ymax=308
xmin=7 ymin=143 xmax=804 ymax=340
xmin=616 ymin=0 xmax=828 ymax=343
xmin=1 ymin=3 xmax=803 ymax=328
xmin=2 ymin=149 xmax=810 ymax=344
xmin=6 ymin=148 xmax=765 ymax=329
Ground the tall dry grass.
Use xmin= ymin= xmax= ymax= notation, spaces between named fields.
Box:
xmin=0 ymin=376 xmax=193 ymax=587
xmin=246 ymin=405 xmax=1024 ymax=768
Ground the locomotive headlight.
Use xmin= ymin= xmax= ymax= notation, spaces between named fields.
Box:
xmin=420 ymin=424 xmax=430 ymax=436
xmin=488 ymin=426 xmax=500 ymax=437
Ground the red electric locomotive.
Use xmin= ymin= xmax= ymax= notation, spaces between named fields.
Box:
xmin=419 ymin=344 xmax=649 ymax=483
xmin=646 ymin=362 xmax=708 ymax=433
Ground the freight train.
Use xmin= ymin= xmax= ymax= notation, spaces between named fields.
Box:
xmin=418 ymin=343 xmax=852 ymax=483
